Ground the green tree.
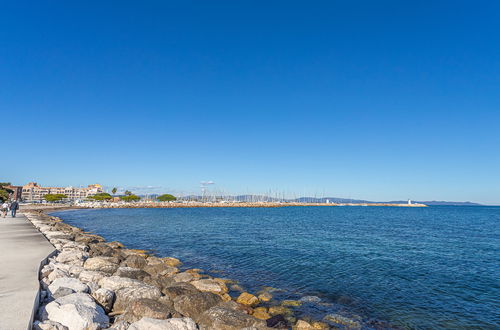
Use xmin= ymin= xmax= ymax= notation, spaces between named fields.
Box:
xmin=111 ymin=187 xmax=117 ymax=195
xmin=157 ymin=194 xmax=177 ymax=202
xmin=124 ymin=190 xmax=132 ymax=196
xmin=44 ymin=194 xmax=68 ymax=202
xmin=88 ymin=193 xmax=113 ymax=201
xmin=121 ymin=194 xmax=140 ymax=202
xmin=0 ymin=182 xmax=12 ymax=202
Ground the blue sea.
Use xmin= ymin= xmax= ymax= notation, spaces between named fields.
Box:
xmin=52 ymin=206 xmax=500 ymax=329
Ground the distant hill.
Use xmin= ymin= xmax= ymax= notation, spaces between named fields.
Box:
xmin=387 ymin=200 xmax=482 ymax=206
xmin=175 ymin=195 xmax=482 ymax=205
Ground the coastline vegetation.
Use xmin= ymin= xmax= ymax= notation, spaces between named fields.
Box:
xmin=88 ymin=193 xmax=113 ymax=201
xmin=120 ymin=194 xmax=140 ymax=202
xmin=157 ymin=194 xmax=177 ymax=202
xmin=0 ymin=182 xmax=13 ymax=202
xmin=43 ymin=193 xmax=68 ymax=202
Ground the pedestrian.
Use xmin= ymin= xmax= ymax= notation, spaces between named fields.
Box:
xmin=10 ymin=200 xmax=19 ymax=218
xmin=1 ymin=201 xmax=8 ymax=218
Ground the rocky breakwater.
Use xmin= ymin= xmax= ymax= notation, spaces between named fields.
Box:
xmin=26 ymin=211 xmax=327 ymax=330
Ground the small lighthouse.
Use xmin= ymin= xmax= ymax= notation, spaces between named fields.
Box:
xmin=408 ymin=199 xmax=412 ymax=205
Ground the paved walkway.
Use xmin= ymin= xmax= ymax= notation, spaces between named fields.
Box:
xmin=0 ymin=213 xmax=55 ymax=330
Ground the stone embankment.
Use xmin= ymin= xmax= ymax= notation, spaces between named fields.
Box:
xmin=27 ymin=211 xmax=329 ymax=330
xmin=74 ymin=201 xmax=427 ymax=209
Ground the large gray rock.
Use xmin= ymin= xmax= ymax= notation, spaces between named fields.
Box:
xmin=45 ymin=293 xmax=109 ymax=330
xmin=143 ymin=263 xmax=178 ymax=277
xmin=113 ymin=284 xmax=162 ymax=311
xmin=48 ymin=277 xmax=89 ymax=297
xmin=173 ymin=272 xmax=195 ymax=283
xmin=48 ymin=268 xmax=70 ymax=283
xmin=92 ymin=288 xmax=115 ymax=313
xmin=122 ymin=298 xmax=176 ymax=323
xmin=115 ymin=266 xmax=150 ymax=280
xmin=173 ymin=292 xmax=222 ymax=321
xmin=33 ymin=320 xmax=69 ymax=330
xmin=198 ymin=305 xmax=267 ymax=330
xmin=98 ymin=276 xmax=146 ymax=291
xmin=84 ymin=257 xmax=120 ymax=274
xmin=45 ymin=231 xmax=73 ymax=241
xmin=162 ymin=282 xmax=199 ymax=299
xmin=56 ymin=249 xmax=88 ymax=265
xmin=144 ymin=275 xmax=176 ymax=291
xmin=121 ymin=255 xmax=148 ymax=269
xmin=128 ymin=317 xmax=197 ymax=330
xmin=79 ymin=270 xmax=108 ymax=284
xmin=67 ymin=265 xmax=85 ymax=277
xmin=108 ymin=320 xmax=130 ymax=330
xmin=190 ymin=279 xmax=226 ymax=294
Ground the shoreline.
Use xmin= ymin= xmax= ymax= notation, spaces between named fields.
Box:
xmin=27 ymin=208 xmax=366 ymax=329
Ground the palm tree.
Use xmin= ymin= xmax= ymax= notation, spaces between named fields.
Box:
xmin=124 ymin=190 xmax=132 ymax=196
xmin=111 ymin=187 xmax=117 ymax=195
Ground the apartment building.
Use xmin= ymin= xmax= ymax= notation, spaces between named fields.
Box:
xmin=21 ymin=182 xmax=103 ymax=202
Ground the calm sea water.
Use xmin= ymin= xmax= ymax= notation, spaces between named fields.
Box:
xmin=52 ymin=206 xmax=499 ymax=329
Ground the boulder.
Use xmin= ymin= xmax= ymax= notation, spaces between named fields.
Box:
xmin=56 ymin=250 xmax=88 ymax=265
xmin=122 ymin=298 xmax=176 ymax=323
xmin=258 ymin=292 xmax=273 ymax=302
xmin=108 ymin=241 xmax=125 ymax=249
xmin=294 ymin=320 xmax=314 ymax=329
xmin=45 ymin=231 xmax=73 ymax=241
xmin=198 ymin=305 xmax=267 ymax=330
xmin=143 ymin=263 xmax=178 ymax=277
xmin=218 ymin=301 xmax=253 ymax=315
xmin=162 ymin=282 xmax=199 ymax=299
xmin=89 ymin=243 xmax=116 ymax=257
xmin=191 ymin=279 xmax=227 ymax=294
xmin=79 ymin=270 xmax=107 ymax=284
xmin=84 ymin=257 xmax=120 ymax=274
xmin=68 ymin=265 xmax=85 ymax=277
xmin=98 ymin=276 xmax=145 ymax=291
xmin=113 ymin=285 xmax=162 ymax=311
xmin=266 ymin=314 xmax=289 ymax=328
xmin=128 ymin=317 xmax=197 ymax=330
xmin=143 ymin=275 xmax=175 ymax=291
xmin=92 ymin=288 xmax=115 ymax=313
xmin=33 ymin=320 xmax=69 ymax=330
xmin=173 ymin=292 xmax=222 ymax=320
xmin=121 ymin=255 xmax=148 ymax=269
xmin=48 ymin=268 xmax=70 ymax=283
xmin=268 ymin=306 xmax=292 ymax=316
xmin=146 ymin=256 xmax=164 ymax=265
xmin=310 ymin=321 xmax=329 ymax=329
xmin=45 ymin=293 xmax=109 ymax=330
xmin=236 ymin=292 xmax=260 ymax=307
xmin=51 ymin=287 xmax=77 ymax=299
xmin=115 ymin=267 xmax=149 ymax=280
xmin=252 ymin=307 xmax=271 ymax=320
xmin=172 ymin=272 xmax=194 ymax=283
xmin=41 ymin=264 xmax=54 ymax=278
xmin=162 ymin=257 xmax=182 ymax=267
xmin=48 ymin=278 xmax=89 ymax=297
xmin=75 ymin=234 xmax=105 ymax=244
xmin=108 ymin=320 xmax=130 ymax=330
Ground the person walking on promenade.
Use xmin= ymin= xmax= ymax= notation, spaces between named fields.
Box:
xmin=10 ymin=200 xmax=19 ymax=218
xmin=1 ymin=201 xmax=8 ymax=218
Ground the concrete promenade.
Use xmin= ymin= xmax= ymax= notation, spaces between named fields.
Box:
xmin=0 ymin=213 xmax=55 ymax=330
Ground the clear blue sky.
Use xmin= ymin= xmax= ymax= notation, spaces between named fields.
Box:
xmin=1 ymin=1 xmax=499 ymax=204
